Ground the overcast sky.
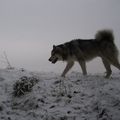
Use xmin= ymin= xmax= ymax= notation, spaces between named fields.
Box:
xmin=0 ymin=0 xmax=120 ymax=74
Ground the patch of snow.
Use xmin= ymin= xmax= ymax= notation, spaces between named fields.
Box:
xmin=0 ymin=69 xmax=120 ymax=120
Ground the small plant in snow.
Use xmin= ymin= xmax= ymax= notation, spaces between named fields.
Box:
xmin=13 ymin=76 xmax=39 ymax=97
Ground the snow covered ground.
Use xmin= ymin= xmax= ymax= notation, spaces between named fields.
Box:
xmin=0 ymin=69 xmax=120 ymax=120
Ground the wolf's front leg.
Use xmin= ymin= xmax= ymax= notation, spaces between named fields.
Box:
xmin=61 ymin=61 xmax=74 ymax=77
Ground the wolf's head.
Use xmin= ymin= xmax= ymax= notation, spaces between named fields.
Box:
xmin=49 ymin=45 xmax=64 ymax=64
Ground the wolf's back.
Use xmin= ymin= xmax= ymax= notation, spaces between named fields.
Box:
xmin=95 ymin=29 xmax=114 ymax=42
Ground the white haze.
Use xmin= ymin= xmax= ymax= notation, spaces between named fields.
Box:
xmin=0 ymin=0 xmax=120 ymax=74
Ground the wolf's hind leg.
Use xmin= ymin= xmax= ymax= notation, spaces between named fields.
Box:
xmin=109 ymin=57 xmax=120 ymax=70
xmin=79 ymin=60 xmax=87 ymax=76
xmin=102 ymin=58 xmax=112 ymax=78
xmin=61 ymin=61 xmax=74 ymax=77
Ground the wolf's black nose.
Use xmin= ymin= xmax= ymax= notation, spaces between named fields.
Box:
xmin=48 ymin=58 xmax=51 ymax=61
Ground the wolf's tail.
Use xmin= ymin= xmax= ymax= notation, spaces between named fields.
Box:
xmin=95 ymin=29 xmax=119 ymax=60
xmin=95 ymin=29 xmax=114 ymax=42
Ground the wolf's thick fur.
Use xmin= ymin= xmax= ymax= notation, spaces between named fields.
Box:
xmin=49 ymin=29 xmax=120 ymax=78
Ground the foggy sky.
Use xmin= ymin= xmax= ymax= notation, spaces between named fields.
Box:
xmin=0 ymin=0 xmax=120 ymax=74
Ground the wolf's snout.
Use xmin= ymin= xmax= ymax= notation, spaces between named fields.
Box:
xmin=48 ymin=56 xmax=58 ymax=64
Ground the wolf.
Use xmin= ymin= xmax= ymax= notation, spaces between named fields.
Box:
xmin=49 ymin=29 xmax=120 ymax=78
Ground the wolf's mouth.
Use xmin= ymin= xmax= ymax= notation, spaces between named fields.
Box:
xmin=51 ymin=57 xmax=58 ymax=64
xmin=49 ymin=57 xmax=58 ymax=64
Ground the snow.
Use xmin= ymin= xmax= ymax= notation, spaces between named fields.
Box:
xmin=0 ymin=69 xmax=120 ymax=120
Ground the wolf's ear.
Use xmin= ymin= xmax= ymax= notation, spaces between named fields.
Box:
xmin=53 ymin=45 xmax=56 ymax=49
